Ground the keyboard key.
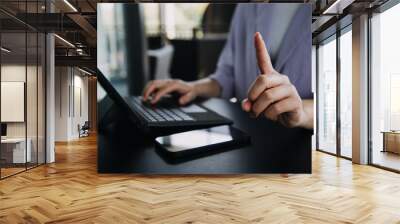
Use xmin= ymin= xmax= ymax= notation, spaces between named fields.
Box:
xmin=162 ymin=109 xmax=183 ymax=121
xmin=171 ymin=109 xmax=194 ymax=121
xmin=131 ymin=96 xmax=195 ymax=123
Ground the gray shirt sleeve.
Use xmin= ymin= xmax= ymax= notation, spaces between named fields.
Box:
xmin=209 ymin=8 xmax=240 ymax=99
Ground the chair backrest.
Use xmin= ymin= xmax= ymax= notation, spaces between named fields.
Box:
xmin=195 ymin=4 xmax=237 ymax=77
xmin=148 ymin=45 xmax=174 ymax=80
xmin=82 ymin=121 xmax=90 ymax=129
xmin=201 ymin=4 xmax=237 ymax=35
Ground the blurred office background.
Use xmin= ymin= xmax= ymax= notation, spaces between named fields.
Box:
xmin=97 ymin=3 xmax=236 ymax=98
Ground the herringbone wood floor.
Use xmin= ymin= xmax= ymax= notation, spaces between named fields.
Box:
xmin=1 ymin=135 xmax=400 ymax=224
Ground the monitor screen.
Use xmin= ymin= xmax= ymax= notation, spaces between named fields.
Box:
xmin=97 ymin=3 xmax=130 ymax=100
xmin=97 ymin=3 xmax=147 ymax=101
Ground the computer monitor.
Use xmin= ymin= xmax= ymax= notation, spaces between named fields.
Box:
xmin=97 ymin=3 xmax=148 ymax=99
xmin=1 ymin=123 xmax=7 ymax=137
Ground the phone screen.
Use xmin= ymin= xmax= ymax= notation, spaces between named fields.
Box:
xmin=155 ymin=126 xmax=235 ymax=153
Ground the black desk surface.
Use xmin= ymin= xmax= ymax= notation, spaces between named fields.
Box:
xmin=98 ymin=98 xmax=312 ymax=174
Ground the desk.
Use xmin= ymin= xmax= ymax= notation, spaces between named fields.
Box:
xmin=1 ymin=138 xmax=31 ymax=164
xmin=382 ymin=131 xmax=400 ymax=154
xmin=98 ymin=98 xmax=312 ymax=174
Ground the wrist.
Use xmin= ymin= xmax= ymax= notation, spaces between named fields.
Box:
xmin=297 ymin=109 xmax=309 ymax=129
xmin=188 ymin=81 xmax=200 ymax=97
xmin=298 ymin=100 xmax=314 ymax=129
xmin=188 ymin=78 xmax=221 ymax=99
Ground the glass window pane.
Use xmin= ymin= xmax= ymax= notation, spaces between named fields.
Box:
xmin=1 ymin=30 xmax=28 ymax=177
xmin=371 ymin=3 xmax=400 ymax=171
xmin=340 ymin=30 xmax=352 ymax=158
xmin=143 ymin=3 xmax=161 ymax=36
xmin=1 ymin=1 xmax=46 ymax=179
xmin=27 ymin=30 xmax=39 ymax=169
xmin=318 ymin=37 xmax=337 ymax=154
xmin=161 ymin=3 xmax=208 ymax=39
xmin=26 ymin=0 xmax=39 ymax=169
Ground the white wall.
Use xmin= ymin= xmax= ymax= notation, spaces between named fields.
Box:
xmin=55 ymin=67 xmax=89 ymax=141
xmin=55 ymin=66 xmax=70 ymax=141
xmin=1 ymin=65 xmax=26 ymax=140
xmin=1 ymin=63 xmax=47 ymax=164
xmin=1 ymin=65 xmax=27 ymax=140
xmin=1 ymin=65 xmax=40 ymax=138
xmin=72 ymin=73 xmax=89 ymax=138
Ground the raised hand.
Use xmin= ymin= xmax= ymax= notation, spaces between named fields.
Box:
xmin=242 ymin=32 xmax=307 ymax=128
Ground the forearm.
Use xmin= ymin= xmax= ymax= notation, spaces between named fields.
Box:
xmin=300 ymin=99 xmax=314 ymax=130
xmin=190 ymin=78 xmax=221 ymax=98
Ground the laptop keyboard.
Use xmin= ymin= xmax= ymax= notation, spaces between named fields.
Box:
xmin=132 ymin=97 xmax=194 ymax=123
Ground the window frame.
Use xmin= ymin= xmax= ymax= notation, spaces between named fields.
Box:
xmin=315 ymin=23 xmax=353 ymax=160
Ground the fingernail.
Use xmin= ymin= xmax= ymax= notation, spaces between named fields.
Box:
xmin=257 ymin=32 xmax=263 ymax=40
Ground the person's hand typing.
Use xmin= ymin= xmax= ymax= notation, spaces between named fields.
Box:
xmin=143 ymin=79 xmax=197 ymax=105
xmin=241 ymin=32 xmax=307 ymax=128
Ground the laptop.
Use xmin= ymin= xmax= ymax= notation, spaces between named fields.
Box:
xmin=96 ymin=68 xmax=232 ymax=132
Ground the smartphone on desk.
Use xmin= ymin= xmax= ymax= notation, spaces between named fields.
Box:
xmin=155 ymin=125 xmax=250 ymax=159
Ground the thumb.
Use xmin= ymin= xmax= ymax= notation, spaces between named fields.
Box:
xmin=179 ymin=92 xmax=195 ymax=105
xmin=254 ymin=32 xmax=274 ymax=75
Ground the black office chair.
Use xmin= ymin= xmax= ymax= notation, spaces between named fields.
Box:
xmin=201 ymin=4 xmax=236 ymax=35
xmin=197 ymin=4 xmax=237 ymax=78
xmin=169 ymin=4 xmax=237 ymax=81
xmin=79 ymin=121 xmax=90 ymax=138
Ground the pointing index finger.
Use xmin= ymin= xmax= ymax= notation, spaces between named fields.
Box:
xmin=254 ymin=32 xmax=274 ymax=75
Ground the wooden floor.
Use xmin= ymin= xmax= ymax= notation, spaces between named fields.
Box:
xmin=372 ymin=150 xmax=400 ymax=171
xmin=1 ymin=167 xmax=26 ymax=178
xmin=1 ymin=135 xmax=400 ymax=223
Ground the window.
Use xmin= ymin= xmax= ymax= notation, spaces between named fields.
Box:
xmin=370 ymin=3 xmax=400 ymax=171
xmin=143 ymin=3 xmax=208 ymax=39
xmin=317 ymin=37 xmax=337 ymax=154
xmin=317 ymin=25 xmax=353 ymax=159
xmin=143 ymin=4 xmax=161 ymax=36
xmin=339 ymin=29 xmax=352 ymax=158
xmin=0 ymin=1 xmax=46 ymax=179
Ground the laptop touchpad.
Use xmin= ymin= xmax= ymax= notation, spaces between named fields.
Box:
xmin=181 ymin=105 xmax=207 ymax=113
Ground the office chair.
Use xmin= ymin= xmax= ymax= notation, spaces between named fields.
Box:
xmin=201 ymin=4 xmax=236 ymax=35
xmin=169 ymin=4 xmax=237 ymax=81
xmin=197 ymin=4 xmax=237 ymax=78
xmin=78 ymin=121 xmax=90 ymax=138
xmin=148 ymin=36 xmax=175 ymax=80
